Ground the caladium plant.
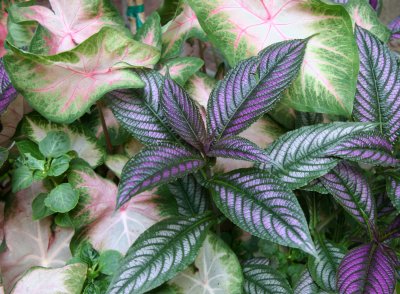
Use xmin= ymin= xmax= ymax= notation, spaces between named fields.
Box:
xmin=0 ymin=1 xmax=399 ymax=293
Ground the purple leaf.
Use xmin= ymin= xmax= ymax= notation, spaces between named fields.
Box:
xmin=386 ymin=176 xmax=400 ymax=213
xmin=117 ymin=143 xmax=205 ymax=208
xmin=326 ymin=133 xmax=398 ymax=166
xmin=320 ymin=162 xmax=376 ymax=227
xmin=353 ymin=25 xmax=400 ymax=144
xmin=368 ymin=0 xmax=381 ymax=12
xmin=207 ymin=136 xmax=270 ymax=164
xmin=376 ymin=193 xmax=396 ymax=217
xmin=293 ymin=269 xmax=319 ymax=294
xmin=107 ymin=70 xmax=178 ymax=145
xmin=0 ymin=58 xmax=17 ymax=114
xmin=207 ymin=39 xmax=307 ymax=142
xmin=208 ymin=168 xmax=317 ymax=256
xmin=162 ymin=77 xmax=207 ymax=152
xmin=388 ymin=16 xmax=400 ymax=40
xmin=337 ymin=243 xmax=397 ymax=294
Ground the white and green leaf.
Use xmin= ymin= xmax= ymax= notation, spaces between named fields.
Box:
xmin=135 ymin=12 xmax=162 ymax=50
xmin=159 ymin=57 xmax=204 ymax=86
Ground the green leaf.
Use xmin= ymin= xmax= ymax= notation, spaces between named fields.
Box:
xmin=159 ymin=57 xmax=204 ymax=86
xmin=24 ymin=153 xmax=45 ymax=171
xmin=107 ymin=214 xmax=215 ymax=294
xmin=105 ymin=154 xmax=128 ymax=179
xmin=135 ymin=12 xmax=162 ymax=50
xmin=48 ymin=154 xmax=71 ymax=177
xmin=44 ymin=183 xmax=79 ymax=213
xmin=12 ymin=166 xmax=33 ymax=193
xmin=188 ymin=0 xmax=359 ymax=116
xmin=15 ymin=139 xmax=44 ymax=160
xmin=98 ymin=250 xmax=122 ymax=276
xmin=0 ymin=146 xmax=8 ymax=168
xmin=260 ymin=122 xmax=375 ymax=189
xmin=39 ymin=131 xmax=71 ymax=158
xmin=168 ymin=233 xmax=243 ymax=293
xmin=32 ymin=192 xmax=54 ymax=220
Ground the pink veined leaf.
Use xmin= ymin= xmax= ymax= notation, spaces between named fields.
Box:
xmin=4 ymin=27 xmax=160 ymax=123
xmin=8 ymin=0 xmax=126 ymax=54
xmin=135 ymin=12 xmax=162 ymax=50
xmin=0 ymin=182 xmax=74 ymax=291
xmin=159 ymin=57 xmax=204 ymax=86
xmin=337 ymin=243 xmax=397 ymax=294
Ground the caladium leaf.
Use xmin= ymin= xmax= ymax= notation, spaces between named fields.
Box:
xmin=353 ymin=25 xmax=400 ymax=144
xmin=189 ymin=0 xmax=358 ymax=116
xmin=207 ymin=39 xmax=307 ymax=143
xmin=105 ymin=154 xmax=129 ymax=179
xmin=326 ymin=133 xmax=398 ymax=166
xmin=135 ymin=12 xmax=162 ymax=50
xmin=159 ymin=57 xmax=204 ymax=86
xmin=208 ymin=168 xmax=316 ymax=256
xmin=386 ymin=176 xmax=400 ymax=213
xmin=162 ymin=77 xmax=207 ymax=152
xmin=337 ymin=243 xmax=397 ymax=294
xmin=107 ymin=214 xmax=215 ymax=294
xmin=185 ymin=72 xmax=216 ymax=112
xmin=260 ymin=122 xmax=375 ymax=189
xmin=242 ymin=258 xmax=292 ymax=293
xmin=207 ymin=136 xmax=271 ymax=164
xmin=107 ymin=70 xmax=178 ymax=145
xmin=22 ymin=114 xmax=104 ymax=167
xmin=118 ymin=143 xmax=205 ymax=208
xmin=0 ymin=95 xmax=28 ymax=147
xmin=320 ymin=162 xmax=376 ymax=227
xmin=293 ymin=269 xmax=320 ymax=294
xmin=308 ymin=238 xmax=345 ymax=291
xmin=167 ymin=175 xmax=208 ymax=217
xmin=4 ymin=27 xmax=160 ymax=123
xmin=161 ymin=3 xmax=206 ymax=59
xmin=0 ymin=183 xmax=74 ymax=290
xmin=8 ymin=0 xmax=125 ymax=54
xmin=168 ymin=233 xmax=243 ymax=293
xmin=11 ymin=263 xmax=87 ymax=294
xmin=388 ymin=16 xmax=400 ymax=40
xmin=0 ymin=58 xmax=17 ymax=114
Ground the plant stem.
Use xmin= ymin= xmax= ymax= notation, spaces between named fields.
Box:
xmin=96 ymin=101 xmax=113 ymax=154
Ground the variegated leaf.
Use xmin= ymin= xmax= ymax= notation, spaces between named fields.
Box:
xmin=162 ymin=77 xmax=207 ymax=152
xmin=207 ymin=39 xmax=307 ymax=142
xmin=260 ymin=122 xmax=375 ymax=189
xmin=0 ymin=58 xmax=17 ymax=114
xmin=386 ymin=176 xmax=400 ymax=213
xmin=4 ymin=27 xmax=160 ymax=123
xmin=242 ymin=258 xmax=292 ymax=293
xmin=293 ymin=269 xmax=320 ymax=294
xmin=107 ymin=70 xmax=178 ymax=145
xmin=295 ymin=111 xmax=324 ymax=128
xmin=159 ymin=57 xmax=204 ymax=86
xmin=388 ymin=16 xmax=400 ymax=40
xmin=353 ymin=25 xmax=400 ymax=144
xmin=107 ymin=214 xmax=215 ymax=294
xmin=337 ymin=243 xmax=397 ymax=294
xmin=188 ymin=0 xmax=358 ymax=116
xmin=320 ymin=162 xmax=376 ymax=227
xmin=135 ymin=12 xmax=162 ymax=50
xmin=118 ymin=143 xmax=205 ymax=208
xmin=208 ymin=168 xmax=317 ymax=256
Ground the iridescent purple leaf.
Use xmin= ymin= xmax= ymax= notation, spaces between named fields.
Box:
xmin=386 ymin=176 xmax=400 ymax=213
xmin=0 ymin=58 xmax=17 ymax=114
xmin=167 ymin=175 xmax=208 ymax=216
xmin=242 ymin=258 xmax=292 ymax=294
xmin=207 ymin=136 xmax=270 ymax=164
xmin=320 ymin=162 xmax=376 ymax=227
xmin=162 ymin=77 xmax=207 ymax=152
xmin=353 ymin=25 xmax=400 ymax=144
xmin=107 ymin=70 xmax=178 ymax=145
xmin=369 ymin=0 xmax=382 ymax=12
xmin=207 ymin=39 xmax=307 ymax=142
xmin=117 ymin=143 xmax=205 ymax=208
xmin=326 ymin=133 xmax=398 ymax=166
xmin=293 ymin=269 xmax=319 ymax=294
xmin=384 ymin=215 xmax=400 ymax=240
xmin=388 ymin=16 xmax=400 ymax=40
xmin=337 ymin=243 xmax=396 ymax=294
xmin=208 ymin=168 xmax=317 ymax=256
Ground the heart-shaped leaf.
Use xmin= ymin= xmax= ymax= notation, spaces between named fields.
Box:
xmin=0 ymin=58 xmax=17 ymax=114
xmin=4 ymin=27 xmax=160 ymax=123
xmin=308 ymin=238 xmax=345 ymax=291
xmin=168 ymin=233 xmax=243 ymax=293
xmin=118 ymin=143 xmax=205 ymax=208
xmin=386 ymin=176 xmax=400 ymax=213
xmin=159 ymin=57 xmax=204 ymax=86
xmin=162 ymin=77 xmax=207 ymax=152
xmin=320 ymin=162 xmax=376 ymax=227
xmin=337 ymin=243 xmax=397 ymax=294
xmin=107 ymin=70 xmax=178 ymax=145
xmin=207 ymin=136 xmax=270 ymax=164
xmin=260 ymin=122 xmax=375 ymax=189
xmin=293 ymin=269 xmax=320 ymax=294
xmin=8 ymin=0 xmax=125 ymax=54
xmin=326 ymin=133 xmax=398 ymax=166
xmin=353 ymin=25 xmax=400 ymax=144
xmin=242 ymin=258 xmax=292 ymax=293
xmin=188 ymin=0 xmax=359 ymax=116
xmin=135 ymin=12 xmax=162 ymax=50
xmin=107 ymin=214 xmax=215 ymax=294
xmin=208 ymin=168 xmax=316 ymax=256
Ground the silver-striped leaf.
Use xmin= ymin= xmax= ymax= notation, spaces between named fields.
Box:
xmin=293 ymin=268 xmax=319 ymax=294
